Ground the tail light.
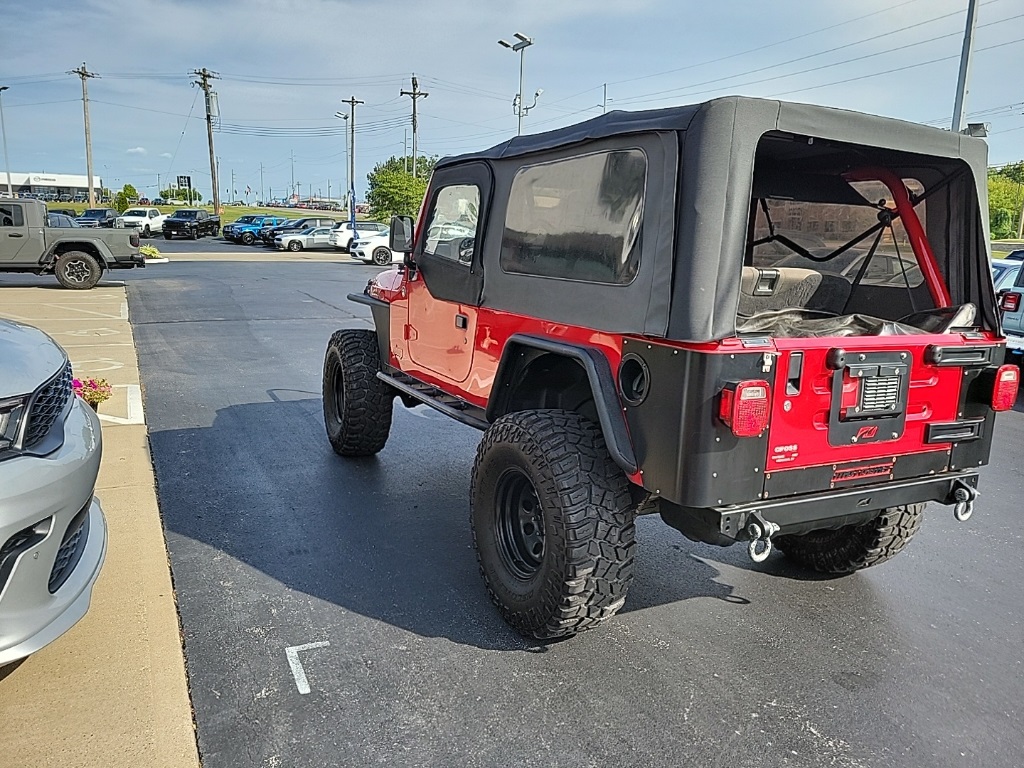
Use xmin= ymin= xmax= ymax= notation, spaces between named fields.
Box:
xmin=1000 ymin=292 xmax=1021 ymax=313
xmin=718 ymin=380 xmax=771 ymax=437
xmin=992 ymin=364 xmax=1019 ymax=411
xmin=129 ymin=232 xmax=140 ymax=247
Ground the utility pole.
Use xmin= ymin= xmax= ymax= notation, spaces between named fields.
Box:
xmin=602 ymin=83 xmax=608 ymax=114
xmin=0 ymin=86 xmax=13 ymax=197
xmin=192 ymin=68 xmax=221 ymax=213
xmin=230 ymin=168 xmax=235 ymax=202
xmin=951 ymin=0 xmax=980 ymax=132
xmin=69 ymin=63 xmax=98 ymax=206
xmin=156 ymin=172 xmax=161 ymax=198
xmin=259 ymin=162 xmax=264 ymax=204
xmin=290 ymin=149 xmax=295 ymax=199
xmin=341 ymin=96 xmax=363 ymax=221
xmin=400 ymin=75 xmax=428 ymax=177
xmin=404 ymin=129 xmax=409 ymax=173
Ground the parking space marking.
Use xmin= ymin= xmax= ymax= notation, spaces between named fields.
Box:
xmin=284 ymin=642 xmax=330 ymax=695
xmin=68 ymin=357 xmax=125 ymax=373
xmin=55 ymin=327 xmax=123 ymax=337
xmin=97 ymin=385 xmax=145 ymax=426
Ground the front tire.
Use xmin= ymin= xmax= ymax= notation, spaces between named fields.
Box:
xmin=775 ymin=503 xmax=925 ymax=574
xmin=241 ymin=231 xmax=255 ymax=245
xmin=322 ymin=329 xmax=393 ymax=456
xmin=54 ymin=251 xmax=102 ymax=290
xmin=164 ymin=232 xmax=172 ymax=240
xmin=372 ymin=247 xmax=392 ymax=266
xmin=189 ymin=228 xmax=199 ymax=240
xmin=143 ymin=225 xmax=151 ymax=238
xmin=471 ymin=410 xmax=636 ymax=640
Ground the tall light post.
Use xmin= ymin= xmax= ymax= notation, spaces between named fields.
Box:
xmin=499 ymin=32 xmax=540 ymax=136
xmin=334 ymin=111 xmax=349 ymax=211
xmin=0 ymin=86 xmax=12 ymax=197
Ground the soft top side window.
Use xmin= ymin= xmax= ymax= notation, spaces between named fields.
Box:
xmin=499 ymin=149 xmax=646 ymax=285
xmin=1 ymin=204 xmax=23 ymax=227
xmin=423 ymin=184 xmax=481 ymax=266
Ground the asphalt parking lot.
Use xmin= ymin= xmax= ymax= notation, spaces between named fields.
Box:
xmin=110 ymin=252 xmax=1024 ymax=768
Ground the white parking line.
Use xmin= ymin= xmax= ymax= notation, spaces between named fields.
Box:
xmin=284 ymin=642 xmax=330 ymax=695
xmin=97 ymin=385 xmax=145 ymax=426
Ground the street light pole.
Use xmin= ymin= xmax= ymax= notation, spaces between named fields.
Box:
xmin=0 ymin=86 xmax=13 ymax=197
xmin=499 ymin=33 xmax=538 ymax=136
xmin=951 ymin=0 xmax=980 ymax=133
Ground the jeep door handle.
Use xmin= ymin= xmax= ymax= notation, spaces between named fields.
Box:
xmin=7 ymin=232 xmax=23 ymax=237
xmin=455 ymin=314 xmax=468 ymax=330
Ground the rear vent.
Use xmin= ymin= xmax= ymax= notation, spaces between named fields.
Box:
xmin=859 ymin=375 xmax=901 ymax=413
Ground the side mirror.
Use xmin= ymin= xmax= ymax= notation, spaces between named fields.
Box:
xmin=390 ymin=215 xmax=415 ymax=254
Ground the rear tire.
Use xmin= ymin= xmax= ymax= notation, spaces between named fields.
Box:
xmin=471 ymin=410 xmax=636 ymax=640
xmin=322 ymin=329 xmax=393 ymax=456
xmin=775 ymin=503 xmax=925 ymax=574
xmin=54 ymin=251 xmax=102 ymax=290
xmin=288 ymin=240 xmax=302 ymax=252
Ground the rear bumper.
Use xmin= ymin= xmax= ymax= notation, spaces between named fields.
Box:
xmin=661 ymin=470 xmax=978 ymax=545
xmin=109 ymin=254 xmax=145 ymax=269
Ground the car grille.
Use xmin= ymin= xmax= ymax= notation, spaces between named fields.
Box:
xmin=48 ymin=504 xmax=90 ymax=593
xmin=24 ymin=360 xmax=73 ymax=448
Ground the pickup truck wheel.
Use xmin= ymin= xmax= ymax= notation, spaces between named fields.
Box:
xmin=322 ymin=329 xmax=393 ymax=456
xmin=189 ymin=228 xmax=199 ymax=240
xmin=471 ymin=410 xmax=636 ymax=640
xmin=54 ymin=251 xmax=102 ymax=290
xmin=774 ymin=503 xmax=925 ymax=574
xmin=241 ymin=232 xmax=255 ymax=245
xmin=143 ymin=225 xmax=151 ymax=238
xmin=163 ymin=232 xmax=172 ymax=240
xmin=372 ymin=247 xmax=392 ymax=266
xmin=287 ymin=240 xmax=302 ymax=252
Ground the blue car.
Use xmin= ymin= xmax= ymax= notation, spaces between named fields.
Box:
xmin=229 ymin=215 xmax=287 ymax=245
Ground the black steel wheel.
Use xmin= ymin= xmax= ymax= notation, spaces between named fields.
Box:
xmin=471 ymin=410 xmax=636 ymax=640
xmin=775 ymin=503 xmax=925 ymax=574
xmin=54 ymin=251 xmax=102 ymax=290
xmin=322 ymin=329 xmax=394 ymax=456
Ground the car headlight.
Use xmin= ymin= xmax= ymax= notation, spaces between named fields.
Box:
xmin=0 ymin=396 xmax=28 ymax=451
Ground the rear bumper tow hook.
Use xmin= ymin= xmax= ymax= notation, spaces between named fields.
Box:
xmin=746 ymin=513 xmax=780 ymax=563
xmin=951 ymin=480 xmax=978 ymax=523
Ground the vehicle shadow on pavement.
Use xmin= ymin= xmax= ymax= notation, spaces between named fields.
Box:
xmin=149 ymin=399 xmax=761 ymax=651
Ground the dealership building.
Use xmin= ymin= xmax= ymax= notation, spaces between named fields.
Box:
xmin=1 ymin=171 xmax=104 ymax=200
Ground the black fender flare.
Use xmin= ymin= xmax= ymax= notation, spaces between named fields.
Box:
xmin=43 ymin=240 xmax=112 ymax=270
xmin=486 ymin=334 xmax=638 ymax=475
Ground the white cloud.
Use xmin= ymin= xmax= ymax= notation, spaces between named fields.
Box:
xmin=126 ymin=146 xmax=147 ymax=155
xmin=159 ymin=152 xmax=172 ymax=158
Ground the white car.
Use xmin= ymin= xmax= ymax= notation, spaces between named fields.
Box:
xmin=275 ymin=226 xmax=333 ymax=252
xmin=328 ymin=221 xmax=388 ymax=252
xmin=351 ymin=230 xmax=397 ymax=265
xmin=115 ymin=207 xmax=166 ymax=238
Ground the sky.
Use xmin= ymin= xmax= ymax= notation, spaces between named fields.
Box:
xmin=1 ymin=0 xmax=1022 ymax=203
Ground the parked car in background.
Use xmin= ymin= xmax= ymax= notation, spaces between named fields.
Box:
xmin=0 ymin=319 xmax=107 ymax=667
xmin=2 ymin=199 xmax=143 ymax=289
xmin=75 ymin=208 xmax=118 ymax=228
xmin=275 ymin=226 xmax=333 ymax=252
xmin=350 ymin=229 xmax=396 ymax=265
xmin=46 ymin=213 xmax=81 ymax=228
xmin=260 ymin=217 xmax=337 ymax=246
xmin=116 ymin=207 xmax=167 ymax=238
xmin=162 ymin=209 xmax=220 ymax=240
xmin=328 ymin=221 xmax=388 ymax=252
xmin=152 ymin=198 xmax=166 ymax=205
xmin=996 ymin=261 xmax=1024 ymax=365
xmin=47 ymin=208 xmax=77 ymax=218
xmin=992 ymin=260 xmax=1020 ymax=289
xmin=227 ymin=215 xmax=288 ymax=245
xmin=1003 ymin=250 xmax=1024 ymax=262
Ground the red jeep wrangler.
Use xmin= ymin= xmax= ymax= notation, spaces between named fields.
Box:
xmin=322 ymin=96 xmax=1018 ymax=640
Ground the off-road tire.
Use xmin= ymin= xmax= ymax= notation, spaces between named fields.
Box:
xmin=241 ymin=231 xmax=255 ymax=245
xmin=54 ymin=251 xmax=102 ymax=290
xmin=775 ymin=503 xmax=925 ymax=574
xmin=287 ymin=240 xmax=302 ymax=252
xmin=322 ymin=329 xmax=393 ymax=456
xmin=372 ymin=247 xmax=391 ymax=266
xmin=470 ymin=410 xmax=636 ymax=640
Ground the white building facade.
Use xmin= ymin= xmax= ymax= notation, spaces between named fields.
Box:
xmin=1 ymin=172 xmax=104 ymax=201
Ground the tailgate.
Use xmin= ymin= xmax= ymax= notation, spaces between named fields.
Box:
xmin=764 ymin=335 xmax=1001 ymax=491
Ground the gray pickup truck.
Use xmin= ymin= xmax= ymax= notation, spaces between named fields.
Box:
xmin=1 ymin=199 xmax=144 ymax=290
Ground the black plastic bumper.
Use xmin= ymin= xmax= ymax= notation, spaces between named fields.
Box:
xmin=109 ymin=254 xmax=145 ymax=269
xmin=660 ymin=470 xmax=979 ymax=545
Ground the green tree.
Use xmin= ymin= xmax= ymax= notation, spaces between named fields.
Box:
xmin=992 ymin=161 xmax=1024 ymax=186
xmin=121 ymin=183 xmax=139 ymax=201
xmin=988 ymin=173 xmax=1023 ymax=238
xmin=112 ymin=191 xmax=130 ymax=213
xmin=365 ymin=155 xmax=437 ymax=220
